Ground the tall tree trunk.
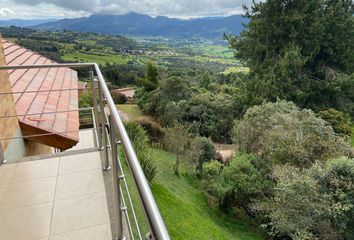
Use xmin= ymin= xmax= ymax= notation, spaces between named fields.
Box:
xmin=173 ymin=155 xmax=180 ymax=176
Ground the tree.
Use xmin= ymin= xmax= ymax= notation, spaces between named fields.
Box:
xmin=163 ymin=125 xmax=202 ymax=176
xmin=260 ymin=157 xmax=354 ymax=239
xmin=226 ymin=0 xmax=354 ymax=116
xmin=181 ymin=92 xmax=234 ymax=142
xmin=234 ymin=100 xmax=352 ymax=168
xmin=139 ymin=61 xmax=159 ymax=92
xmin=259 ymin=165 xmax=335 ymax=240
xmin=195 ymin=137 xmax=216 ymax=175
xmin=317 ymin=108 xmax=352 ymax=137
xmin=202 ymin=153 xmax=268 ymax=214
xmin=140 ymin=76 xmax=192 ymax=125
xmin=125 ymin=121 xmax=157 ymax=183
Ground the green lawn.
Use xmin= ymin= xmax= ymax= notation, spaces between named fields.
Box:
xmin=222 ymin=66 xmax=250 ymax=75
xmin=121 ymin=148 xmax=262 ymax=240
xmin=116 ymin=104 xmax=143 ymax=120
xmin=62 ymin=52 xmax=132 ymax=64
xmin=351 ymin=127 xmax=354 ymax=146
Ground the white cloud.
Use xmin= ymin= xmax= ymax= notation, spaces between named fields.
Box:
xmin=0 ymin=8 xmax=15 ymax=17
xmin=0 ymin=0 xmax=254 ymax=19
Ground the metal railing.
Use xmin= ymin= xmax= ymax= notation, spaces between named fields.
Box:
xmin=0 ymin=63 xmax=170 ymax=240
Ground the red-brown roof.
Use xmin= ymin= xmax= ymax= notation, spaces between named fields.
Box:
xmin=1 ymin=39 xmax=79 ymax=150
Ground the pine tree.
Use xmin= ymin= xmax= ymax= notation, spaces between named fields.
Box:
xmin=227 ymin=0 xmax=354 ymax=116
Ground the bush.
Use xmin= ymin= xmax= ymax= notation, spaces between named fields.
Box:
xmin=234 ymin=100 xmax=352 ymax=168
xmin=112 ymin=92 xmax=128 ymax=104
xmin=195 ymin=137 xmax=216 ymax=175
xmin=259 ymin=157 xmax=354 ymax=239
xmin=202 ymin=153 xmax=267 ymax=214
xmin=317 ymin=108 xmax=352 ymax=137
xmin=124 ymin=121 xmax=157 ymax=183
xmin=136 ymin=117 xmax=164 ymax=144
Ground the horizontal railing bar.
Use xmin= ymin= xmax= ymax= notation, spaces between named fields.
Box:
xmin=94 ymin=63 xmax=170 ymax=240
xmin=0 ymin=88 xmax=84 ymax=95
xmin=0 ymin=107 xmax=94 ymax=119
xmin=0 ymin=63 xmax=95 ymax=70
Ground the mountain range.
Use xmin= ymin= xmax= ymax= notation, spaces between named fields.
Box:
xmin=34 ymin=13 xmax=247 ymax=39
xmin=0 ymin=19 xmax=56 ymax=27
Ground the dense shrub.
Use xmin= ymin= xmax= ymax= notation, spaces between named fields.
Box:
xmin=260 ymin=157 xmax=354 ymax=240
xmin=195 ymin=137 xmax=216 ymax=175
xmin=124 ymin=121 xmax=157 ymax=183
xmin=234 ymin=100 xmax=352 ymax=168
xmin=112 ymin=92 xmax=128 ymax=104
xmin=202 ymin=153 xmax=268 ymax=214
xmin=136 ymin=117 xmax=164 ymax=144
xmin=317 ymin=108 xmax=352 ymax=137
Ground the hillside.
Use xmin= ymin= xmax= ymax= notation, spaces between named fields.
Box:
xmin=34 ymin=12 xmax=247 ymax=39
xmin=0 ymin=19 xmax=56 ymax=27
xmin=123 ymin=148 xmax=262 ymax=240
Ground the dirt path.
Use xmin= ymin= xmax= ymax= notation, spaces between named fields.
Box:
xmin=214 ymin=143 xmax=236 ymax=162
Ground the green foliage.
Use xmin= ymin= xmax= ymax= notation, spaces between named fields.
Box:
xmin=78 ymin=91 xmax=94 ymax=127
xmin=234 ymin=100 xmax=352 ymax=168
xmin=181 ymin=91 xmax=235 ymax=142
xmin=260 ymin=157 xmax=354 ymax=239
xmin=101 ymin=62 xmax=143 ymax=87
xmin=139 ymin=61 xmax=159 ymax=92
xmin=111 ymin=92 xmax=128 ymax=104
xmin=163 ymin=125 xmax=202 ymax=176
xmin=78 ymin=91 xmax=93 ymax=108
xmin=136 ymin=72 xmax=246 ymax=143
xmin=195 ymin=137 xmax=216 ymax=175
xmin=317 ymin=108 xmax=352 ymax=137
xmin=139 ymin=76 xmax=192 ymax=125
xmin=202 ymin=153 xmax=267 ymax=214
xmin=149 ymin=149 xmax=262 ymax=240
xmin=227 ymin=0 xmax=354 ymax=116
xmin=136 ymin=117 xmax=164 ymax=144
xmin=124 ymin=121 xmax=157 ymax=183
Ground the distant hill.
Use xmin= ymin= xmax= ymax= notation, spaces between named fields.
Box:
xmin=34 ymin=13 xmax=247 ymax=39
xmin=0 ymin=19 xmax=56 ymax=27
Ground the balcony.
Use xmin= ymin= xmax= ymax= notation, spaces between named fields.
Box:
xmin=0 ymin=63 xmax=170 ymax=240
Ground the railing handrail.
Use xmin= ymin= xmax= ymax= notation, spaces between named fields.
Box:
xmin=0 ymin=63 xmax=171 ymax=240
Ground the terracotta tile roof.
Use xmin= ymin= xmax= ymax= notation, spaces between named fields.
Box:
xmin=1 ymin=39 xmax=79 ymax=150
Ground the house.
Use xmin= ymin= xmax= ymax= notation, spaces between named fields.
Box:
xmin=0 ymin=37 xmax=79 ymax=162
xmin=0 ymin=37 xmax=169 ymax=240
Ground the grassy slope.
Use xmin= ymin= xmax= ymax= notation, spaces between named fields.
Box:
xmin=119 ymin=105 xmax=260 ymax=239
xmin=116 ymin=104 xmax=143 ymax=120
xmin=150 ymin=149 xmax=261 ymax=239
xmin=351 ymin=127 xmax=354 ymax=146
xmin=121 ymin=148 xmax=262 ymax=240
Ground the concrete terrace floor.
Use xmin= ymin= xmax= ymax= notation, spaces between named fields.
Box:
xmin=0 ymin=130 xmax=113 ymax=240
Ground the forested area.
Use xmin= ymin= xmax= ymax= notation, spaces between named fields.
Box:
xmin=133 ymin=1 xmax=354 ymax=239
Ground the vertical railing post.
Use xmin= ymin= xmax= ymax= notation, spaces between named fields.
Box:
xmin=0 ymin=140 xmax=6 ymax=164
xmin=98 ymin=83 xmax=111 ymax=171
xmin=91 ymin=70 xmax=102 ymax=149
xmin=110 ymin=115 xmax=125 ymax=240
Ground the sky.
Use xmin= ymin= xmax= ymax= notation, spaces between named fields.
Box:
xmin=0 ymin=0 xmax=254 ymax=20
